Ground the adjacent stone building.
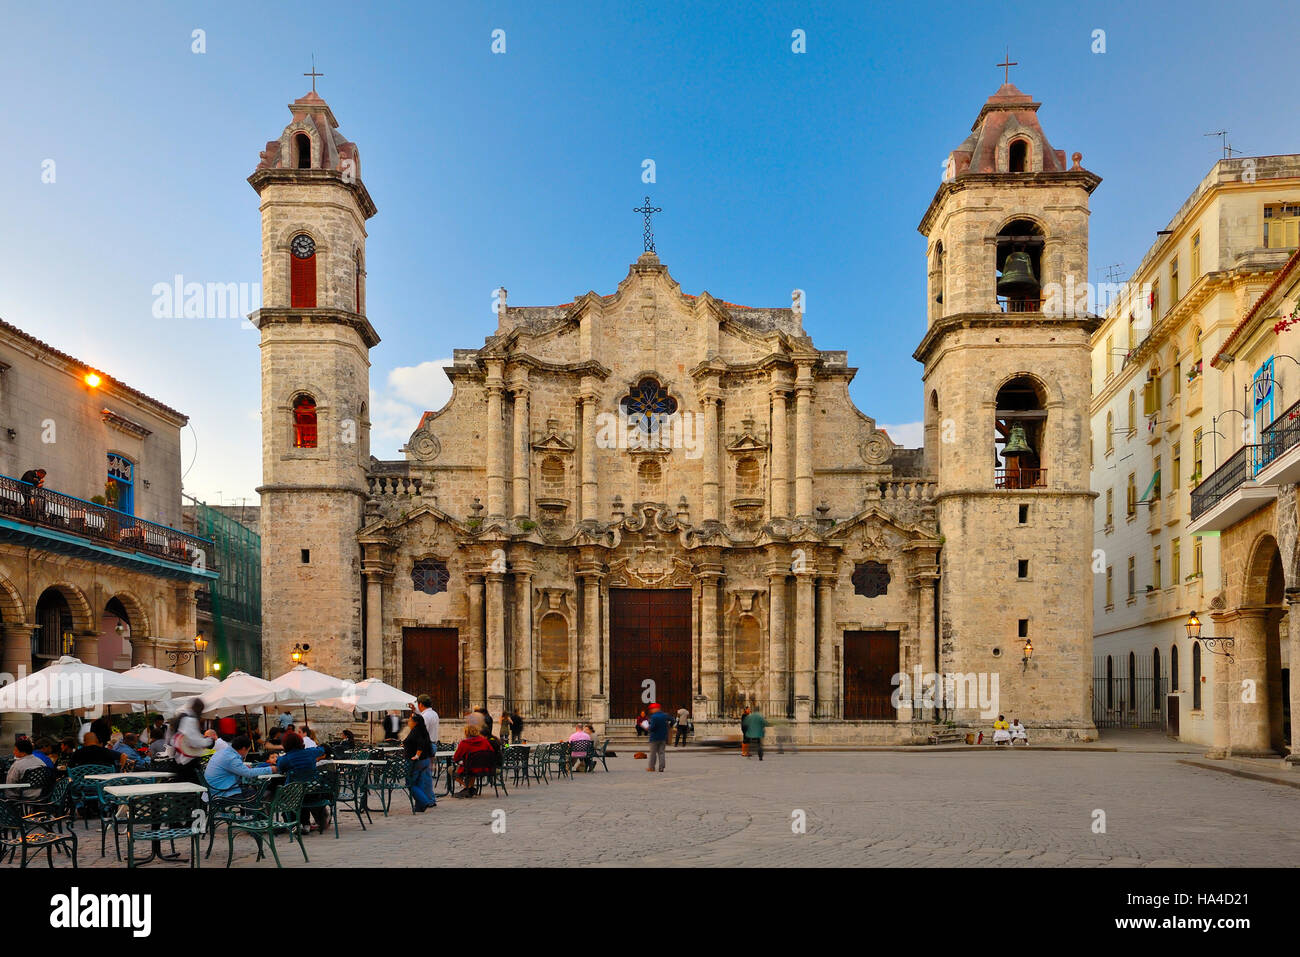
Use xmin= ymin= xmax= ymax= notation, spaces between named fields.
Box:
xmin=0 ymin=319 xmax=217 ymax=739
xmin=255 ymin=83 xmax=1100 ymax=742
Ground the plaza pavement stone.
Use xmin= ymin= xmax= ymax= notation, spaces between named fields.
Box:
xmin=65 ymin=750 xmax=1300 ymax=868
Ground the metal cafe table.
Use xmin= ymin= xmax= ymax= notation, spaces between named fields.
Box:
xmin=84 ymin=771 xmax=176 ymax=783
xmin=104 ymin=782 xmax=206 ymax=866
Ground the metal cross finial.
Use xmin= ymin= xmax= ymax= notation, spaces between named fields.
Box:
xmin=634 ymin=196 xmax=662 ymax=253
xmin=304 ymin=54 xmax=324 ymax=93
xmin=997 ymin=48 xmax=1017 ymax=84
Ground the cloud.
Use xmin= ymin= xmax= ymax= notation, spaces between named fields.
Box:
xmin=370 ymin=359 xmax=453 ymax=458
xmin=878 ymin=421 xmax=924 ymax=449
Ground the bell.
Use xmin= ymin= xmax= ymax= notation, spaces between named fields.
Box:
xmin=997 ymin=251 xmax=1039 ymax=299
xmin=1003 ymin=423 xmax=1033 ymax=456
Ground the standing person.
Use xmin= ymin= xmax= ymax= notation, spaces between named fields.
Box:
xmin=498 ymin=711 xmax=511 ymax=745
xmin=741 ymin=706 xmax=767 ymax=761
xmin=169 ymin=699 xmax=215 ymax=784
xmin=19 ymin=468 xmax=45 ymax=518
xmin=277 ymin=709 xmax=294 ymax=730
xmin=403 ymin=713 xmax=436 ymax=812
xmin=674 ymin=706 xmax=691 ymax=747
xmin=739 ymin=707 xmax=751 ymax=757
xmin=509 ymin=711 xmax=524 ymax=744
xmin=645 ymin=703 xmax=670 ymax=773
xmin=473 ymin=707 xmax=493 ymax=736
xmin=382 ymin=710 xmax=403 ymax=741
xmin=416 ymin=695 xmax=440 ymax=745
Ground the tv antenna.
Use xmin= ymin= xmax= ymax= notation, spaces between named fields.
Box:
xmin=1205 ymin=131 xmax=1240 ymax=160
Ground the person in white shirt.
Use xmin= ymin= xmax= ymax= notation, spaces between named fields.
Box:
xmin=1010 ymin=719 xmax=1028 ymax=746
xmin=416 ymin=695 xmax=440 ymax=745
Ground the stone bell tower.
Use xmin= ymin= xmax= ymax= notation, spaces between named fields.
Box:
xmin=914 ymin=80 xmax=1100 ymax=739
xmin=249 ymin=89 xmax=378 ymax=681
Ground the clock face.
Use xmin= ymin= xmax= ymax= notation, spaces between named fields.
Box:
xmin=291 ymin=234 xmax=316 ymax=259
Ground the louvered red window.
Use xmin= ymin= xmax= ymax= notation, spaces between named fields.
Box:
xmin=293 ymin=395 xmax=318 ymax=448
xmin=290 ymin=234 xmax=317 ymax=308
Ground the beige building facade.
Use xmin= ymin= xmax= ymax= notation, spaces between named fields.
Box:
xmin=1090 ymin=155 xmax=1300 ymax=747
xmin=257 ymin=84 xmax=1100 ymax=742
xmin=0 ymin=319 xmax=217 ymax=739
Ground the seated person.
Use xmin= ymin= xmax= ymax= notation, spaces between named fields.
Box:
xmin=335 ymin=729 xmax=356 ymax=754
xmin=7 ymin=738 xmax=48 ymax=798
xmin=33 ymin=736 xmax=57 ymax=769
xmin=567 ymin=723 xmax=592 ymax=771
xmin=146 ymin=726 xmax=170 ymax=760
xmin=273 ymin=731 xmax=329 ymax=832
xmin=264 ymin=727 xmax=285 ymax=753
xmin=991 ymin=715 xmax=1012 ymax=746
xmin=67 ymin=732 xmax=131 ymax=769
xmin=1009 ymin=719 xmax=1028 ymax=746
xmin=203 ymin=734 xmax=275 ymax=799
xmin=111 ymin=732 xmax=146 ymax=766
xmin=298 ymin=726 xmax=318 ymax=749
xmin=452 ymin=725 xmax=495 ymax=797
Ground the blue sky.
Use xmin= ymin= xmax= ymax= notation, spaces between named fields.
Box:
xmin=1 ymin=0 xmax=1295 ymax=507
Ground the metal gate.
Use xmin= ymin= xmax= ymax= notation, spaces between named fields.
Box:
xmin=1092 ymin=654 xmax=1167 ymax=729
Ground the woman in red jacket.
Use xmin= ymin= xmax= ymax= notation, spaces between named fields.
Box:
xmin=452 ymin=724 xmax=495 ymax=797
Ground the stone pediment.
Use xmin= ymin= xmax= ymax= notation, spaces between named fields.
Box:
xmin=726 ymin=417 xmax=768 ymax=454
xmin=531 ymin=418 xmax=575 ymax=453
xmin=826 ymin=506 xmax=939 ymax=551
xmin=607 ymin=551 xmax=694 ymax=589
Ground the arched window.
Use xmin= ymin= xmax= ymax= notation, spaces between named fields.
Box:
xmin=34 ymin=588 xmax=73 ymax=660
xmin=1192 ymin=642 xmax=1202 ymax=710
xmin=995 ymin=219 xmax=1044 ymax=312
xmin=290 ymin=233 xmax=317 ymax=308
xmin=538 ymin=613 xmax=569 ymax=672
xmin=295 ymin=132 xmax=311 ymax=169
xmin=932 ymin=242 xmax=945 ymax=312
xmin=1170 ymin=643 xmax=1179 ymax=692
xmin=994 ymin=376 xmax=1046 ymax=489
xmin=411 ymin=559 xmax=449 ymax=596
xmin=293 ymin=395 xmax=318 ymax=448
xmin=1009 ymin=138 xmax=1030 ymax=172
xmin=637 ymin=459 xmax=663 ymax=502
xmin=1106 ymin=655 xmax=1114 ymax=710
xmin=354 ymin=247 xmax=364 ymax=313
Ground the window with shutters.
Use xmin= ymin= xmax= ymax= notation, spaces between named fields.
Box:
xmin=1127 ymin=473 xmax=1137 ymax=519
xmin=1171 ymin=537 xmax=1181 ymax=584
xmin=1152 ymin=544 xmax=1161 ymax=590
xmin=1127 ymin=391 xmax=1136 ymax=435
xmin=1127 ymin=555 xmax=1136 ymax=599
xmin=290 ymin=233 xmax=317 ymax=308
xmin=1170 ymin=256 xmax=1179 ymax=305
xmin=1190 ymin=231 xmax=1201 ymax=278
xmin=1105 ymin=566 xmax=1113 ymax=609
xmin=1105 ymin=488 xmax=1113 ymax=529
xmin=1106 ymin=411 xmax=1114 ymax=453
xmin=1264 ymin=204 xmax=1300 ymax=249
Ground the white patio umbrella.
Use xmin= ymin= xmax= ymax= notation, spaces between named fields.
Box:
xmin=269 ymin=665 xmax=350 ymax=724
xmin=201 ymin=671 xmax=293 ymax=712
xmin=0 ymin=655 xmax=169 ymax=716
xmin=316 ymin=677 xmax=415 ymax=744
xmin=122 ymin=663 xmax=212 ymax=697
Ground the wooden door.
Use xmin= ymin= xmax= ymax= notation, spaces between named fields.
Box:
xmin=843 ymin=630 xmax=899 ymax=720
xmin=609 ymin=589 xmax=692 ymax=719
xmin=402 ymin=627 xmax=459 ymax=717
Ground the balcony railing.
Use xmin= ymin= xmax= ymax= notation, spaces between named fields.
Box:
xmin=994 ymin=468 xmax=1047 ymax=490
xmin=1189 ymin=398 xmax=1300 ymax=520
xmin=0 ymin=474 xmax=215 ymax=570
xmin=996 ymin=298 xmax=1041 ymax=314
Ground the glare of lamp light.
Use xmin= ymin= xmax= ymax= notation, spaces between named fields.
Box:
xmin=84 ymin=372 xmax=102 ymax=388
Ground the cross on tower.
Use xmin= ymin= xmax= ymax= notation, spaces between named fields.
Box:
xmin=304 ymin=54 xmax=324 ymax=93
xmin=996 ymin=48 xmax=1018 ymax=85
xmin=634 ymin=196 xmax=662 ymax=253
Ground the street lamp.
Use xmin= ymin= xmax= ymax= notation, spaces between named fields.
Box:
xmin=1185 ymin=610 xmax=1235 ymax=661
xmin=1021 ymin=638 xmax=1034 ymax=671
xmin=291 ymin=642 xmax=310 ymax=665
xmin=166 ymin=633 xmax=208 ymax=671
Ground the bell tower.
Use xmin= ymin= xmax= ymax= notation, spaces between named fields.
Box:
xmin=915 ymin=80 xmax=1101 ymax=739
xmin=249 ymin=89 xmax=378 ymax=681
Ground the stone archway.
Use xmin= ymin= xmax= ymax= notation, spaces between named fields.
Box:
xmin=1232 ymin=535 xmax=1288 ymax=755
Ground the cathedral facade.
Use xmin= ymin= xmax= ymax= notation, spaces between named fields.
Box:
xmin=253 ymin=83 xmax=1100 ymax=742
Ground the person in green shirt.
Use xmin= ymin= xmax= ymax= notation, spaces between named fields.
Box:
xmin=741 ymin=708 xmax=767 ymax=761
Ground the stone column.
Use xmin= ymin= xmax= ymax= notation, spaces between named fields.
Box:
xmin=701 ymin=393 xmax=721 ymax=523
xmin=129 ymin=636 xmax=158 ymax=667
xmin=815 ymin=575 xmax=836 ymax=718
xmin=485 ymin=369 xmax=507 ymax=519
xmin=577 ymin=562 xmax=604 ymax=704
xmin=794 ymin=366 xmax=815 ymax=519
xmin=362 ymin=559 xmax=389 ymax=680
xmin=485 ymin=571 xmax=507 ymax=714
xmin=467 ymin=574 xmax=485 ymax=709
xmin=696 ymin=565 xmax=723 ymax=709
xmin=0 ymin=623 xmax=34 ymax=740
xmin=770 ymin=383 xmax=790 ymax=518
xmin=513 ymin=561 xmax=534 ymax=708
xmin=1289 ymin=594 xmax=1300 ymax=763
xmin=768 ymin=566 xmax=788 ymax=712
xmin=511 ymin=384 xmax=531 ymax=521
xmin=915 ymin=571 xmax=939 ymax=719
xmin=794 ymin=570 xmax=815 ymax=724
xmin=73 ymin=632 xmax=99 ymax=668
xmin=1225 ymin=608 xmax=1278 ymax=756
xmin=579 ymin=391 xmax=599 ymax=522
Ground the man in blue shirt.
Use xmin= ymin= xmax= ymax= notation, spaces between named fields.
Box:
xmin=645 ymin=703 xmax=671 ymax=772
xmin=32 ymin=737 xmax=56 ymax=769
xmin=111 ymin=733 xmax=146 ymax=766
xmin=204 ymin=734 xmax=275 ymax=798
